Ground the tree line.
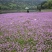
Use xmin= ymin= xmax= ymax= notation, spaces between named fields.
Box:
xmin=0 ymin=3 xmax=23 ymax=10
xmin=41 ymin=0 xmax=52 ymax=9
xmin=0 ymin=0 xmax=52 ymax=10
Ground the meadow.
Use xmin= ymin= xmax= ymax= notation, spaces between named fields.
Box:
xmin=0 ymin=12 xmax=52 ymax=52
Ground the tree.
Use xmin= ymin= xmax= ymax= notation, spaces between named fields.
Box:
xmin=37 ymin=5 xmax=41 ymax=12
xmin=41 ymin=0 xmax=52 ymax=9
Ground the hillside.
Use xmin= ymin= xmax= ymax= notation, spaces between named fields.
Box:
xmin=0 ymin=0 xmax=47 ymax=5
xmin=0 ymin=0 xmax=47 ymax=10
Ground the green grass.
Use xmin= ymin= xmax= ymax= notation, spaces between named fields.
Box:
xmin=15 ymin=37 xmax=37 ymax=46
xmin=27 ymin=38 xmax=37 ymax=46
xmin=6 ymin=36 xmax=11 ymax=42
xmin=0 ymin=31 xmax=3 ymax=36
xmin=45 ymin=48 xmax=52 ymax=52
xmin=17 ymin=38 xmax=26 ymax=46
xmin=11 ymin=49 xmax=17 ymax=52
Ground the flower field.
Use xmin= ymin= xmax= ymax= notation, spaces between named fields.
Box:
xmin=0 ymin=12 xmax=52 ymax=52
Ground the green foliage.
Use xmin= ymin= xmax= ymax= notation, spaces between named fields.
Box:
xmin=41 ymin=0 xmax=52 ymax=9
xmin=27 ymin=38 xmax=37 ymax=46
xmin=11 ymin=49 xmax=17 ymax=52
xmin=0 ymin=0 xmax=52 ymax=10
xmin=0 ymin=0 xmax=46 ymax=10
xmin=0 ymin=31 xmax=3 ymax=36
xmin=17 ymin=38 xmax=25 ymax=46
xmin=37 ymin=5 xmax=41 ymax=11
xmin=6 ymin=36 xmax=11 ymax=42
xmin=0 ymin=3 xmax=21 ymax=10
xmin=45 ymin=47 xmax=52 ymax=52
xmin=0 ymin=6 xmax=1 ymax=10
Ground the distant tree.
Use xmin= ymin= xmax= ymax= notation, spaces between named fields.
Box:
xmin=0 ymin=6 xmax=1 ymax=14
xmin=37 ymin=5 xmax=41 ymax=12
xmin=41 ymin=0 xmax=52 ymax=9
xmin=47 ymin=0 xmax=52 ymax=9
xmin=41 ymin=1 xmax=47 ymax=9
xmin=0 ymin=6 xmax=1 ymax=10
xmin=27 ymin=9 xmax=29 ymax=13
